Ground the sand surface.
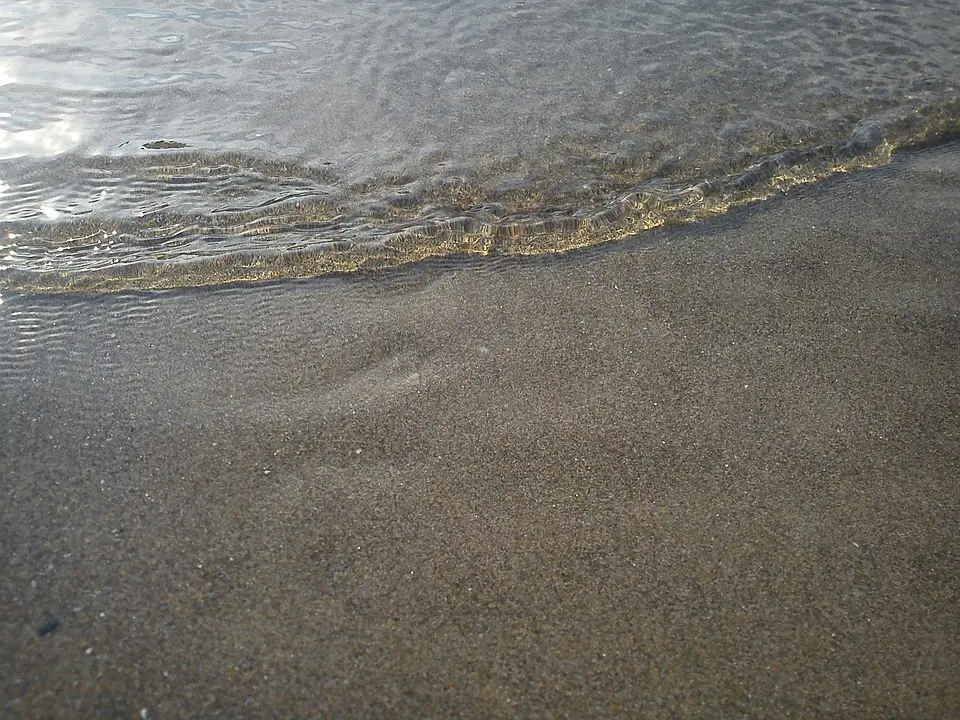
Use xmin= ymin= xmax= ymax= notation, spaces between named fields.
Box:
xmin=2 ymin=144 xmax=959 ymax=718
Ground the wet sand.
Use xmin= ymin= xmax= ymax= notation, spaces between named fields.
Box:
xmin=2 ymin=144 xmax=959 ymax=718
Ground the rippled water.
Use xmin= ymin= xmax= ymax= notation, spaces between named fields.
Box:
xmin=1 ymin=0 xmax=958 ymax=290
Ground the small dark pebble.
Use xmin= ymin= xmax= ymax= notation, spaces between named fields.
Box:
xmin=37 ymin=618 xmax=60 ymax=637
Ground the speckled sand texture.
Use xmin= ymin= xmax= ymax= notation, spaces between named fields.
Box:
xmin=2 ymin=144 xmax=959 ymax=718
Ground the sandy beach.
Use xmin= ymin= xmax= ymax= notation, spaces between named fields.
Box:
xmin=2 ymin=143 xmax=958 ymax=718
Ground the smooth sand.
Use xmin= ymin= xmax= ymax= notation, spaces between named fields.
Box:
xmin=2 ymin=144 xmax=958 ymax=718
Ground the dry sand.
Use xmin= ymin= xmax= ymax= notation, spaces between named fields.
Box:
xmin=1 ymin=143 xmax=959 ymax=718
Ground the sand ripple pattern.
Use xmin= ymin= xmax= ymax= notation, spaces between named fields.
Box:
xmin=0 ymin=293 xmax=161 ymax=386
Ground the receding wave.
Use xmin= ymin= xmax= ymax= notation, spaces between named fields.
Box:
xmin=1 ymin=100 xmax=956 ymax=293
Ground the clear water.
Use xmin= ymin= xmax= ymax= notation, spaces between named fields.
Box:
xmin=1 ymin=0 xmax=958 ymax=288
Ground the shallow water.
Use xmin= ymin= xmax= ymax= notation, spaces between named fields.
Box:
xmin=1 ymin=0 xmax=958 ymax=288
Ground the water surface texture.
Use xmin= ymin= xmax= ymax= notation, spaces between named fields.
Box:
xmin=1 ymin=0 xmax=958 ymax=289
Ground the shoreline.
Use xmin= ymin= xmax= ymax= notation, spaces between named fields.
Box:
xmin=2 ymin=101 xmax=958 ymax=295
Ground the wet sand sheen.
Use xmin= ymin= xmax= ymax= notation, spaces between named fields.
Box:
xmin=1 ymin=144 xmax=958 ymax=717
